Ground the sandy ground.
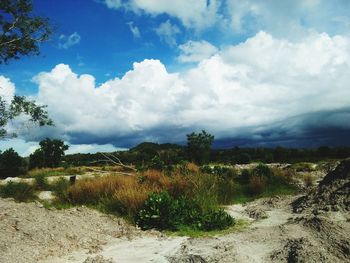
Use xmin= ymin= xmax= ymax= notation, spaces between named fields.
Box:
xmin=1 ymin=193 xmax=349 ymax=263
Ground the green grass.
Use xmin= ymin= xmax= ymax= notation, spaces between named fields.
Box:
xmin=167 ymin=219 xmax=250 ymax=238
xmin=24 ymin=167 xmax=84 ymax=178
xmin=0 ymin=182 xmax=36 ymax=202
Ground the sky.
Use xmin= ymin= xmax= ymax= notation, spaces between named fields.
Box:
xmin=1 ymin=0 xmax=350 ymax=156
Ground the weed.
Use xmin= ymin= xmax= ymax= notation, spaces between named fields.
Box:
xmin=0 ymin=182 xmax=36 ymax=202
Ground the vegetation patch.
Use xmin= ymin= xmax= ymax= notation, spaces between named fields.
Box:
xmin=135 ymin=191 xmax=234 ymax=231
xmin=0 ymin=182 xmax=36 ymax=202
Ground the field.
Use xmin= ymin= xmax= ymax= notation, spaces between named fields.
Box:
xmin=0 ymin=159 xmax=349 ymax=262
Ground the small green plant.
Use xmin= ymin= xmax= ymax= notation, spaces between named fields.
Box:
xmin=51 ymin=177 xmax=70 ymax=201
xmin=0 ymin=182 xmax=35 ymax=202
xmin=253 ymin=164 xmax=273 ymax=179
xmin=34 ymin=173 xmax=50 ymax=190
xmin=135 ymin=191 xmax=235 ymax=232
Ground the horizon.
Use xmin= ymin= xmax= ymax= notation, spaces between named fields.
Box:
xmin=1 ymin=0 xmax=350 ymax=156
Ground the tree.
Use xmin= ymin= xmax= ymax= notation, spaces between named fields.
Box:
xmin=0 ymin=148 xmax=26 ymax=178
xmin=186 ymin=130 xmax=214 ymax=164
xmin=0 ymin=95 xmax=53 ymax=138
xmin=0 ymin=0 xmax=51 ymax=64
xmin=29 ymin=138 xmax=69 ymax=168
xmin=0 ymin=0 xmax=53 ymax=137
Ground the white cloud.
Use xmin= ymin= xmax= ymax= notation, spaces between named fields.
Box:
xmin=225 ymin=0 xmax=350 ymax=38
xmin=127 ymin=21 xmax=141 ymax=38
xmin=105 ymin=0 xmax=122 ymax=9
xmin=0 ymin=76 xmax=15 ymax=103
xmin=0 ymin=138 xmax=39 ymax=157
xmin=178 ymin=40 xmax=218 ymax=63
xmin=0 ymin=138 xmax=126 ymax=157
xmin=155 ymin=20 xmax=181 ymax=46
xmin=9 ymin=31 xmax=348 ymax=145
xmin=104 ymin=0 xmax=221 ymax=31
xmin=59 ymin=32 xmax=81 ymax=49
xmin=66 ymin=143 xmax=126 ymax=154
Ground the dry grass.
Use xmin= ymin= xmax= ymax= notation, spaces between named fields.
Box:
xmin=302 ymin=173 xmax=315 ymax=188
xmin=67 ymin=170 xmax=192 ymax=213
xmin=248 ymin=175 xmax=266 ymax=195
xmin=68 ymin=174 xmax=129 ymax=203
xmin=186 ymin=162 xmax=200 ymax=173
xmin=114 ymin=185 xmax=154 ymax=215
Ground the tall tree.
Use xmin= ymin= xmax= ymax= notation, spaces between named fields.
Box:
xmin=0 ymin=0 xmax=51 ymax=63
xmin=187 ymin=130 xmax=214 ymax=164
xmin=0 ymin=148 xmax=26 ymax=178
xmin=29 ymin=138 xmax=69 ymax=168
xmin=0 ymin=0 xmax=53 ymax=137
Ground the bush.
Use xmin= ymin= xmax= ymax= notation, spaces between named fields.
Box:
xmin=253 ymin=164 xmax=273 ymax=179
xmin=201 ymin=208 xmax=235 ymax=231
xmin=135 ymin=191 xmax=235 ymax=231
xmin=0 ymin=182 xmax=35 ymax=201
xmin=52 ymin=177 xmax=70 ymax=201
xmin=0 ymin=148 xmax=26 ymax=178
xmin=247 ymin=175 xmax=266 ymax=195
xmin=217 ymin=178 xmax=237 ymax=204
xmin=136 ymin=191 xmax=175 ymax=230
xmin=34 ymin=173 xmax=50 ymax=190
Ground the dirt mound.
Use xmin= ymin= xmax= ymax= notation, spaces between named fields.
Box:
xmin=168 ymin=254 xmax=207 ymax=263
xmin=83 ymin=255 xmax=115 ymax=263
xmin=0 ymin=198 xmax=139 ymax=263
xmin=293 ymin=215 xmax=350 ymax=261
xmin=271 ymin=237 xmax=328 ymax=263
xmin=293 ymin=158 xmax=350 ymax=213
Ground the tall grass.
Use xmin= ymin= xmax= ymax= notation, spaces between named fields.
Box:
xmin=0 ymin=182 xmax=36 ymax=202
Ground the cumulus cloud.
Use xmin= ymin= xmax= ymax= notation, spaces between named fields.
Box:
xmin=225 ymin=0 xmax=350 ymax=38
xmin=127 ymin=21 xmax=141 ymax=38
xmin=104 ymin=0 xmax=221 ymax=31
xmin=13 ymin=31 xmax=349 ymax=147
xmin=101 ymin=0 xmax=350 ymax=40
xmin=0 ymin=76 xmax=15 ymax=103
xmin=155 ymin=20 xmax=181 ymax=46
xmin=59 ymin=32 xmax=81 ymax=49
xmin=178 ymin=40 xmax=218 ymax=63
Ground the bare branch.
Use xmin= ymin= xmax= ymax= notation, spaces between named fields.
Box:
xmin=100 ymin=152 xmax=137 ymax=171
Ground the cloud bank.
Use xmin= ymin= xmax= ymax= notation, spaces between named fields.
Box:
xmin=13 ymin=31 xmax=348 ymax=147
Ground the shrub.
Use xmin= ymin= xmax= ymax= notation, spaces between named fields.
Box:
xmin=0 ymin=182 xmax=35 ymax=201
xmin=190 ymin=173 xmax=218 ymax=212
xmin=217 ymin=178 xmax=237 ymax=204
xmin=253 ymin=164 xmax=273 ymax=179
xmin=136 ymin=191 xmax=175 ymax=230
xmin=51 ymin=177 xmax=70 ymax=201
xmin=248 ymin=175 xmax=266 ymax=195
xmin=34 ymin=173 xmax=50 ymax=190
xmin=0 ymin=148 xmax=26 ymax=178
xmin=135 ymin=191 xmax=235 ymax=231
xmin=201 ymin=208 xmax=235 ymax=231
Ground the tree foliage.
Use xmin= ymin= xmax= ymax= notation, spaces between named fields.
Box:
xmin=187 ymin=130 xmax=214 ymax=164
xmin=0 ymin=95 xmax=53 ymax=138
xmin=29 ymin=138 xmax=69 ymax=168
xmin=0 ymin=148 xmax=26 ymax=178
xmin=0 ymin=0 xmax=51 ymax=63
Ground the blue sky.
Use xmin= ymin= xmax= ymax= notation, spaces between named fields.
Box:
xmin=1 ymin=0 xmax=350 ymax=155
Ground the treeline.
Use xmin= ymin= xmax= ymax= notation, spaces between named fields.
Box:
xmin=63 ymin=143 xmax=350 ymax=167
